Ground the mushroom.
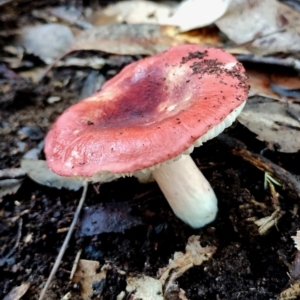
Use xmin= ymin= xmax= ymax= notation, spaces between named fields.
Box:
xmin=45 ymin=45 xmax=249 ymax=228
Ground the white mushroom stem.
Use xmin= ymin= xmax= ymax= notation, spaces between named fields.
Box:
xmin=152 ymin=155 xmax=217 ymax=228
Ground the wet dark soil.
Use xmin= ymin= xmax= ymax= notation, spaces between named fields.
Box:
xmin=1 ymin=2 xmax=300 ymax=299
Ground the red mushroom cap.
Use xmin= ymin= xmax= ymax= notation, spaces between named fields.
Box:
xmin=45 ymin=44 xmax=248 ymax=178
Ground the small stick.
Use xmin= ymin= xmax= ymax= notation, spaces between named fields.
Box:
xmin=70 ymin=249 xmax=82 ymax=280
xmin=217 ymin=134 xmax=300 ymax=200
xmin=57 ymin=227 xmax=70 ymax=233
xmin=38 ymin=181 xmax=88 ymax=300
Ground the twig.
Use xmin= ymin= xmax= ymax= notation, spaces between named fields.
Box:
xmin=217 ymin=133 xmax=300 ymax=200
xmin=70 ymin=249 xmax=82 ymax=280
xmin=0 ymin=218 xmax=23 ymax=266
xmin=38 ymin=181 xmax=88 ymax=300
xmin=57 ymin=227 xmax=70 ymax=233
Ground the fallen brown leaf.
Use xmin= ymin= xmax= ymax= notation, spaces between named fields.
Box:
xmin=158 ymin=235 xmax=216 ymax=285
xmin=238 ymin=97 xmax=300 ymax=153
xmin=3 ymin=282 xmax=30 ymax=300
xmin=91 ymin=0 xmax=172 ymax=26
xmin=17 ymin=23 xmax=74 ymax=63
xmin=168 ymin=26 xmax=222 ymax=47
xmin=0 ymin=179 xmax=23 ymax=199
xmin=72 ymin=259 xmax=109 ymax=300
xmin=280 ymin=282 xmax=300 ymax=299
xmin=126 ymin=276 xmax=164 ymax=300
xmin=21 ymin=159 xmax=84 ymax=191
xmin=216 ymin=0 xmax=300 ymax=54
xmin=270 ymin=72 xmax=300 ymax=98
xmin=247 ymin=68 xmax=281 ymax=100
xmin=71 ymin=23 xmax=176 ymax=56
xmin=247 ymin=67 xmax=300 ymax=100
xmin=167 ymin=0 xmax=231 ymax=31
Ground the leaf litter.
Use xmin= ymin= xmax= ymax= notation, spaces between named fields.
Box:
xmin=70 ymin=23 xmax=175 ymax=56
xmin=3 ymin=282 xmax=30 ymax=300
xmin=17 ymin=23 xmax=74 ymax=63
xmin=70 ymin=235 xmax=215 ymax=300
xmin=95 ymin=0 xmax=232 ymax=32
xmin=247 ymin=67 xmax=300 ymax=100
xmin=71 ymin=259 xmax=109 ymax=300
xmin=158 ymin=235 xmax=216 ymax=286
xmin=238 ymin=97 xmax=300 ymax=153
xmin=93 ymin=0 xmax=173 ymax=26
xmin=216 ymin=0 xmax=300 ymax=54
xmin=125 ymin=275 xmax=164 ymax=300
xmin=0 ymin=178 xmax=23 ymax=200
xmin=21 ymin=159 xmax=84 ymax=191
xmin=166 ymin=0 xmax=232 ymax=31
xmin=1 ymin=0 xmax=300 ymax=299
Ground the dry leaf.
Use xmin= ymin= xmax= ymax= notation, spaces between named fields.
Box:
xmin=43 ymin=23 xmax=221 ymax=76
xmin=254 ymin=209 xmax=283 ymax=235
xmin=93 ymin=0 xmax=173 ymax=26
xmin=3 ymin=282 xmax=30 ymax=300
xmin=17 ymin=23 xmax=74 ymax=63
xmin=69 ymin=23 xmax=222 ymax=58
xmin=72 ymin=259 xmax=108 ymax=300
xmin=271 ymin=72 xmax=300 ymax=90
xmin=216 ymin=0 xmax=300 ymax=54
xmin=238 ymin=97 xmax=300 ymax=152
xmin=99 ymin=0 xmax=231 ymax=32
xmin=247 ymin=67 xmax=300 ymax=99
xmin=158 ymin=235 xmax=216 ymax=285
xmin=60 ymin=292 xmax=72 ymax=300
xmin=120 ymin=236 xmax=214 ymax=299
xmin=270 ymin=72 xmax=300 ymax=98
xmin=247 ymin=68 xmax=282 ymax=100
xmin=126 ymin=276 xmax=164 ymax=300
xmin=0 ymin=179 xmax=23 ymax=199
xmin=247 ymin=68 xmax=300 ymax=98
xmin=280 ymin=282 xmax=300 ymax=300
xmin=169 ymin=26 xmax=222 ymax=47
xmin=71 ymin=23 xmax=176 ymax=56
xmin=167 ymin=0 xmax=231 ymax=31
xmin=21 ymin=159 xmax=84 ymax=190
